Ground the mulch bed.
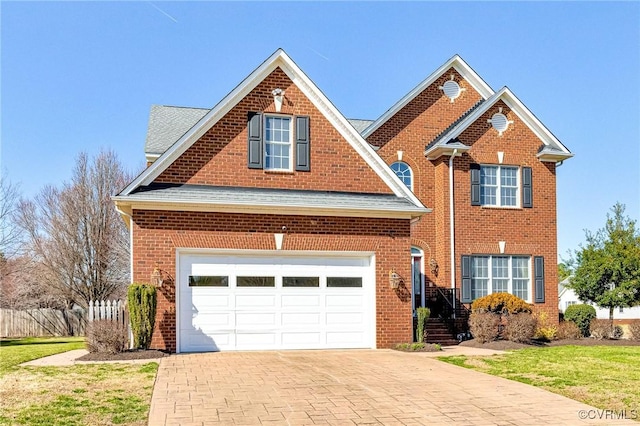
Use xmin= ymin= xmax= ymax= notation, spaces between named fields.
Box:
xmin=77 ymin=349 xmax=169 ymax=362
xmin=459 ymin=338 xmax=640 ymax=351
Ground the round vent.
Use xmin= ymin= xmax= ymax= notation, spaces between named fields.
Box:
xmin=491 ymin=113 xmax=509 ymax=133
xmin=442 ymin=80 xmax=461 ymax=100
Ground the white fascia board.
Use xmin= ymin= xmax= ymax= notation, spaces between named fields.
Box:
xmin=498 ymin=87 xmax=572 ymax=155
xmin=430 ymin=87 xmax=572 ymax=158
xmin=362 ymin=55 xmax=495 ymax=139
xmin=113 ymin=197 xmax=430 ymax=219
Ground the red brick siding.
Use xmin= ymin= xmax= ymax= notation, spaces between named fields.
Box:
xmin=368 ymin=74 xmax=560 ymax=322
xmin=154 ymin=67 xmax=392 ymax=194
xmin=453 ymin=101 xmax=559 ymax=321
xmin=131 ymin=210 xmax=413 ymax=352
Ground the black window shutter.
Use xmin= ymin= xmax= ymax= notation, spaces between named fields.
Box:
xmin=470 ymin=164 xmax=481 ymax=206
xmin=461 ymin=255 xmax=472 ymax=303
xmin=247 ymin=112 xmax=263 ymax=169
xmin=295 ymin=116 xmax=310 ymax=171
xmin=534 ymin=256 xmax=545 ymax=303
xmin=522 ymin=167 xmax=533 ymax=208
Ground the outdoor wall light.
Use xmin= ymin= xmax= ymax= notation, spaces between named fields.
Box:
xmin=151 ymin=264 xmax=164 ymax=288
xmin=389 ymin=270 xmax=401 ymax=289
xmin=272 ymin=88 xmax=285 ymax=112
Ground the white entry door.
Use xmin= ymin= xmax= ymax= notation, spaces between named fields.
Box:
xmin=178 ymin=252 xmax=375 ymax=352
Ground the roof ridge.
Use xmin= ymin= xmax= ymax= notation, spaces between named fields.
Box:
xmin=425 ymin=99 xmax=485 ymax=150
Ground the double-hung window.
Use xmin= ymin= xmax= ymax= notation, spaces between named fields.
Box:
xmin=470 ymin=255 xmax=531 ymax=302
xmin=471 ymin=164 xmax=532 ymax=208
xmin=264 ymin=116 xmax=292 ymax=171
xmin=247 ymin=112 xmax=310 ymax=171
xmin=480 ymin=165 xmax=519 ymax=207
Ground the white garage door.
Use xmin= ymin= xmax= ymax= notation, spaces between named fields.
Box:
xmin=178 ymin=253 xmax=375 ymax=352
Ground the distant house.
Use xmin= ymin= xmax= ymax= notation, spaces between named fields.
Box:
xmin=559 ymin=277 xmax=640 ymax=322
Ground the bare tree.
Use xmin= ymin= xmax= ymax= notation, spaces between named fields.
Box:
xmin=0 ymin=172 xmax=22 ymax=256
xmin=17 ymin=150 xmax=131 ymax=309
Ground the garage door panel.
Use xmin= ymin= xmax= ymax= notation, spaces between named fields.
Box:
xmin=281 ymin=295 xmax=321 ymax=307
xmin=236 ymin=294 xmax=276 ymax=308
xmin=281 ymin=312 xmax=321 ymax=326
xmin=327 ymin=331 xmax=364 ymax=345
xmin=326 ymin=312 xmax=363 ymax=325
xmin=236 ymin=332 xmax=276 ymax=347
xmin=190 ymin=294 xmax=232 ymax=308
xmin=326 ymin=295 xmax=363 ymax=307
xmin=282 ymin=332 xmax=321 ymax=345
xmin=192 ymin=312 xmax=233 ymax=327
xmin=236 ymin=312 xmax=276 ymax=327
xmin=179 ymin=253 xmax=373 ymax=352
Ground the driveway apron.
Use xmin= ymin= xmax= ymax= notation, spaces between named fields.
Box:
xmin=148 ymin=349 xmax=634 ymax=425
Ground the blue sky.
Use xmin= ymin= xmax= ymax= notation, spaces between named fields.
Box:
xmin=1 ymin=1 xmax=639 ymax=259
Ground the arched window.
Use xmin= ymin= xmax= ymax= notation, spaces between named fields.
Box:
xmin=391 ymin=162 xmax=413 ymax=191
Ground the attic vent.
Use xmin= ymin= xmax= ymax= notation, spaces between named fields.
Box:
xmin=441 ymin=80 xmax=461 ymax=102
xmin=488 ymin=107 xmax=513 ymax=136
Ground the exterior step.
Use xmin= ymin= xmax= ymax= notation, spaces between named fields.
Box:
xmin=423 ymin=318 xmax=459 ymax=346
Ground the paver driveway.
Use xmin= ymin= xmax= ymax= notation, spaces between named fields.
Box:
xmin=149 ymin=349 xmax=635 ymax=425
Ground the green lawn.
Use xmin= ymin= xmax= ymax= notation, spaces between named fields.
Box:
xmin=439 ymin=345 xmax=640 ymax=412
xmin=0 ymin=337 xmax=85 ymax=376
xmin=0 ymin=337 xmax=158 ymax=425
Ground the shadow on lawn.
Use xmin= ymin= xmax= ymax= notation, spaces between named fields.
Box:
xmin=0 ymin=337 xmax=83 ymax=347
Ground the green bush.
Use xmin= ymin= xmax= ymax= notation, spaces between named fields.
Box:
xmin=471 ymin=293 xmax=532 ymax=314
xmin=504 ymin=313 xmax=536 ymax=343
xmin=564 ymin=304 xmax=596 ymax=337
xmin=468 ymin=312 xmax=500 ymax=343
xmin=127 ymin=283 xmax=157 ymax=350
xmin=416 ymin=307 xmax=430 ymax=343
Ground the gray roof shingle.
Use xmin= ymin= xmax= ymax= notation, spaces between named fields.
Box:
xmin=118 ymin=183 xmax=427 ymax=215
xmin=145 ymin=105 xmax=209 ymax=155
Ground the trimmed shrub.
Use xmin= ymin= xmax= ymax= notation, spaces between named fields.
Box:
xmin=127 ymin=283 xmax=157 ymax=350
xmin=564 ymin=304 xmax=596 ymax=337
xmin=557 ymin=321 xmax=582 ymax=340
xmin=468 ymin=312 xmax=500 ymax=343
xmin=503 ymin=313 xmax=536 ymax=343
xmin=629 ymin=320 xmax=640 ymax=341
xmin=471 ymin=292 xmax=532 ymax=314
xmin=416 ymin=307 xmax=430 ymax=343
xmin=534 ymin=311 xmax=558 ymax=341
xmin=86 ymin=320 xmax=128 ymax=354
xmin=589 ymin=319 xmax=613 ymax=340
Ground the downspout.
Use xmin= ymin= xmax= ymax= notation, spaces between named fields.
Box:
xmin=449 ymin=149 xmax=458 ymax=318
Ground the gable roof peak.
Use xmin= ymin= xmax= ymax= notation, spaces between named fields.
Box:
xmin=119 ymin=49 xmax=425 ymax=210
xmin=362 ymin=55 xmax=495 ymax=138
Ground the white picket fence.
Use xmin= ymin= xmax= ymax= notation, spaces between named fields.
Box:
xmin=87 ymin=299 xmax=127 ymax=324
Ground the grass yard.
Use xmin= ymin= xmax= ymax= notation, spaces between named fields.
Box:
xmin=439 ymin=345 xmax=640 ymax=413
xmin=0 ymin=337 xmax=85 ymax=375
xmin=0 ymin=337 xmax=158 ymax=426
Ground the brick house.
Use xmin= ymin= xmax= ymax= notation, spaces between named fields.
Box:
xmin=114 ymin=49 xmax=572 ymax=353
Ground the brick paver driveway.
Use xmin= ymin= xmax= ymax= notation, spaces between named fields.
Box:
xmin=149 ymin=350 xmax=635 ymax=425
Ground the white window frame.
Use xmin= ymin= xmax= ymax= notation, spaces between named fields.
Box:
xmin=480 ymin=165 xmax=520 ymax=208
xmin=411 ymin=247 xmax=425 ymax=314
xmin=264 ymin=115 xmax=293 ymax=171
xmin=470 ymin=255 xmax=531 ymax=302
xmin=390 ymin=161 xmax=413 ymax=191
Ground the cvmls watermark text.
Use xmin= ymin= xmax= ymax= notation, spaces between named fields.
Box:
xmin=578 ymin=409 xmax=638 ymax=420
